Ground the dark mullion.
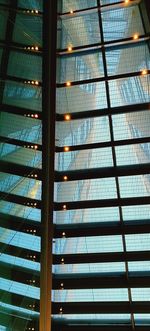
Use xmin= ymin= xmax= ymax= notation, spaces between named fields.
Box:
xmin=54 ymin=196 xmax=150 ymax=210
xmin=0 ymin=160 xmax=42 ymax=179
xmin=56 ymin=102 xmax=150 ymax=121
xmin=0 ymin=261 xmax=40 ymax=286
xmin=53 ymin=251 xmax=150 ymax=265
xmin=1 ymin=103 xmax=42 ymax=118
xmin=0 ymin=289 xmax=39 ymax=311
xmin=55 ymin=163 xmax=150 ymax=182
xmin=56 ymin=70 xmax=150 ymax=87
xmin=0 ymin=212 xmax=41 ymax=236
xmin=54 ymin=221 xmax=150 ymax=238
xmin=0 ymin=136 xmax=42 ymax=150
xmin=52 ymin=325 xmax=150 ymax=331
xmin=52 ymin=301 xmax=150 ymax=314
xmin=0 ymin=191 xmax=41 ymax=208
xmin=0 ymin=74 xmax=42 ymax=86
xmin=0 ymin=242 xmax=40 ymax=262
xmin=53 ymin=273 xmax=150 ymax=289
xmin=55 ymin=137 xmax=150 ymax=152
xmin=0 ymin=0 xmax=18 ymax=102
xmin=0 ymin=39 xmax=42 ymax=55
xmin=57 ymin=35 xmax=149 ymax=56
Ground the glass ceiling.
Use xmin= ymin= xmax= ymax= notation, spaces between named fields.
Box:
xmin=0 ymin=0 xmax=150 ymax=330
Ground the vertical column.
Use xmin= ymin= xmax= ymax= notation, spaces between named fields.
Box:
xmin=40 ymin=1 xmax=57 ymax=330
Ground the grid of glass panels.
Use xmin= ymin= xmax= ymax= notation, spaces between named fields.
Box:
xmin=0 ymin=0 xmax=42 ymax=329
xmin=54 ymin=0 xmax=150 ymax=329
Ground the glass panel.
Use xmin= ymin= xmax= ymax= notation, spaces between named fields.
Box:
xmin=56 ymin=116 xmax=110 ymax=147
xmin=55 ymin=147 xmax=113 ymax=171
xmin=0 ymin=201 xmax=41 ymax=221
xmin=102 ymin=6 xmax=144 ymax=42
xmin=53 ymin=288 xmax=129 ymax=302
xmin=56 ymin=81 xmax=107 ymax=114
xmin=109 ymin=74 xmax=150 ymax=107
xmin=131 ymin=288 xmax=150 ymax=301
xmin=3 ymin=80 xmax=42 ymax=111
xmin=18 ymin=0 xmax=43 ymax=11
xmin=115 ymin=144 xmax=150 ymax=166
xmin=0 ymin=10 xmax=8 ymax=39
xmin=0 ymin=227 xmax=40 ymax=251
xmin=0 ymin=112 xmax=42 ymax=144
xmin=112 ymin=111 xmax=150 ymax=141
xmin=0 ymin=172 xmax=41 ymax=200
xmin=54 ymin=262 xmax=125 ymax=274
xmin=58 ymin=12 xmax=100 ymax=49
xmin=61 ymin=0 xmax=97 ymax=13
xmin=13 ymin=14 xmax=42 ymax=46
xmin=0 ymin=278 xmax=40 ymax=299
xmin=125 ymin=233 xmax=150 ymax=251
xmin=0 ymin=253 xmax=40 ymax=271
xmin=122 ymin=205 xmax=150 ymax=221
xmin=53 ymin=235 xmax=123 ymax=254
xmin=0 ymin=143 xmax=42 ymax=168
xmin=106 ymin=43 xmax=150 ymax=76
xmin=55 ymin=178 xmax=117 ymax=202
xmin=7 ymin=51 xmax=42 ymax=81
xmin=54 ymin=207 xmax=120 ymax=224
xmin=57 ymin=51 xmax=104 ymax=83
xmin=119 ymin=175 xmax=150 ymax=198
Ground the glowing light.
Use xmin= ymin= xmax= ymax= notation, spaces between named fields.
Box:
xmin=34 ymin=114 xmax=38 ymax=118
xmin=35 ymin=81 xmax=39 ymax=85
xmin=62 ymin=232 xmax=66 ymax=236
xmin=63 ymin=175 xmax=68 ymax=181
xmin=125 ymin=0 xmax=129 ymax=3
xmin=64 ymin=146 xmax=69 ymax=152
xmin=133 ymin=33 xmax=139 ymax=40
xmin=63 ymin=205 xmax=67 ymax=210
xmin=68 ymin=45 xmax=72 ymax=52
xmin=35 ymin=46 xmax=39 ymax=50
xmin=141 ymin=69 xmax=148 ymax=75
xmin=66 ymin=81 xmax=71 ymax=87
xmin=70 ymin=10 xmax=73 ymax=14
xmin=64 ymin=114 xmax=71 ymax=121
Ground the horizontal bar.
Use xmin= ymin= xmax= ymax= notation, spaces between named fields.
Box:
xmin=0 ymin=3 xmax=42 ymax=16
xmin=52 ymin=301 xmax=150 ymax=314
xmin=52 ymin=326 xmax=150 ymax=331
xmin=0 ymin=212 xmax=41 ymax=235
xmin=54 ymin=196 xmax=150 ymax=211
xmin=55 ymin=164 xmax=150 ymax=181
xmin=0 ymin=242 xmax=40 ymax=262
xmin=0 ymin=191 xmax=41 ymax=208
xmin=0 ymin=160 xmax=42 ymax=179
xmin=56 ymin=71 xmax=150 ymax=88
xmin=0 ymin=74 xmax=42 ymax=86
xmin=0 ymin=289 xmax=39 ymax=311
xmin=54 ymin=220 xmax=150 ymax=238
xmin=0 ymin=38 xmax=42 ymax=55
xmin=56 ymin=103 xmax=150 ymax=121
xmin=53 ymin=251 xmax=150 ymax=264
xmin=0 ymin=261 xmax=40 ymax=286
xmin=0 ymin=103 xmax=42 ymax=117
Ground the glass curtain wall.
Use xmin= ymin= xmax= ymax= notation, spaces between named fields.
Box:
xmin=0 ymin=0 xmax=42 ymax=329
xmin=53 ymin=0 xmax=150 ymax=330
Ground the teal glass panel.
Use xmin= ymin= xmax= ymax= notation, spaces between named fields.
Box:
xmin=0 ymin=143 xmax=42 ymax=168
xmin=61 ymin=0 xmax=97 ymax=13
xmin=58 ymin=12 xmax=100 ymax=49
xmin=56 ymin=81 xmax=107 ymax=114
xmin=0 ymin=112 xmax=42 ymax=144
xmin=102 ymin=6 xmax=144 ymax=42
xmin=0 ymin=172 xmax=41 ymax=200
xmin=112 ymin=111 xmax=150 ymax=141
xmin=109 ymin=75 xmax=150 ymax=107
xmin=53 ymin=288 xmax=129 ymax=302
xmin=125 ymin=233 xmax=150 ymax=251
xmin=115 ymin=144 xmax=150 ymax=166
xmin=52 ymin=313 xmax=131 ymax=321
xmin=55 ymin=177 xmax=117 ymax=202
xmin=57 ymin=51 xmax=104 ymax=84
xmin=7 ymin=51 xmax=42 ymax=81
xmin=128 ymin=261 xmax=150 ymax=272
xmin=56 ymin=116 xmax=110 ymax=147
xmin=106 ymin=43 xmax=150 ymax=76
xmin=3 ymin=80 xmax=42 ymax=111
xmin=54 ymin=206 xmax=120 ymax=224
xmin=119 ymin=175 xmax=150 ymax=198
xmin=13 ymin=14 xmax=42 ymax=46
xmin=55 ymin=147 xmax=113 ymax=171
xmin=0 ymin=227 xmax=40 ymax=251
xmin=18 ymin=0 xmax=43 ymax=11
xmin=131 ymin=288 xmax=150 ymax=301
xmin=53 ymin=235 xmax=123 ymax=254
xmin=0 ymin=253 xmax=40 ymax=271
xmin=0 ymin=201 xmax=41 ymax=221
xmin=54 ymin=262 xmax=126 ymax=274
xmin=122 ymin=205 xmax=150 ymax=221
xmin=0 ymin=278 xmax=40 ymax=299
